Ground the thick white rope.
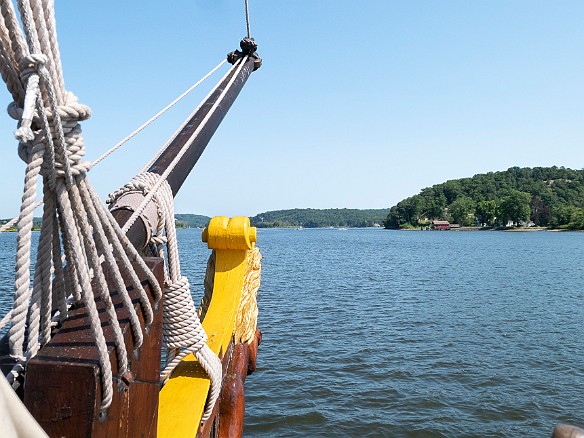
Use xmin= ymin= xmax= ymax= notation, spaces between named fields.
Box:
xmin=0 ymin=0 xmax=27 ymax=105
xmin=0 ymin=59 xmax=228 ymax=234
xmin=109 ymin=172 xmax=222 ymax=423
xmin=0 ymin=0 xmax=159 ymax=413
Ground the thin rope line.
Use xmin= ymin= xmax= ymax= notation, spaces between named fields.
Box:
xmin=245 ymin=0 xmax=251 ymax=38
xmin=0 ymin=60 xmax=228 ymax=233
xmin=139 ymin=60 xmax=237 ymax=173
xmin=0 ymin=199 xmax=43 ymax=233
xmin=121 ymin=57 xmax=248 ymax=235
xmin=91 ymin=59 xmax=227 ymax=168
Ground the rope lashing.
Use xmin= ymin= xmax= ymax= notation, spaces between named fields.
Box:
xmin=0 ymin=0 xmax=160 ymax=414
xmin=228 ymin=37 xmax=262 ymax=71
xmin=14 ymin=53 xmax=45 ymax=143
xmin=109 ymin=172 xmax=222 ymax=422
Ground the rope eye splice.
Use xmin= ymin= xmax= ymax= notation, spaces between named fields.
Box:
xmin=228 ymin=37 xmax=262 ymax=71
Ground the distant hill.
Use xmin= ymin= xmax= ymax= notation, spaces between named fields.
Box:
xmin=1 ymin=215 xmax=211 ymax=230
xmin=385 ymin=166 xmax=584 ymax=229
xmin=250 ymin=208 xmax=389 ymax=228
xmin=175 ymin=214 xmax=211 ymax=228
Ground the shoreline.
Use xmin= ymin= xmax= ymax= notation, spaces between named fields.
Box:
xmin=394 ymin=226 xmax=579 ymax=232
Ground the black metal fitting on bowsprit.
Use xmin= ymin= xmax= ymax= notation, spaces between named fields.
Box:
xmin=227 ymin=37 xmax=262 ymax=71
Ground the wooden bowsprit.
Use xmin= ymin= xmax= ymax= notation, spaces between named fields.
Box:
xmin=1 ymin=39 xmax=263 ymax=437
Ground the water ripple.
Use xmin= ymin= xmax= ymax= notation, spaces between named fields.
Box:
xmin=233 ymin=229 xmax=584 ymax=436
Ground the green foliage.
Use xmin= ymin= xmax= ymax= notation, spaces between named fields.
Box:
xmin=551 ymin=205 xmax=576 ymax=228
xmin=476 ymin=200 xmax=497 ymax=226
xmin=385 ymin=166 xmax=584 ymax=229
xmin=499 ymin=190 xmax=531 ymax=226
xmin=448 ymin=196 xmax=474 ymax=226
xmin=568 ymin=208 xmax=584 ymax=230
xmin=250 ymin=208 xmax=389 ymax=228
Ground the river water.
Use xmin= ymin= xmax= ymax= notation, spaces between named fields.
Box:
xmin=238 ymin=228 xmax=584 ymax=437
xmin=1 ymin=228 xmax=583 ymax=436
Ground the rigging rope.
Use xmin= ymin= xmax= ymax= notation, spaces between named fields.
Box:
xmin=109 ymin=173 xmax=222 ymax=422
xmin=91 ymin=59 xmax=227 ymax=168
xmin=120 ymin=56 xmax=248 ymax=236
xmin=0 ymin=0 xmax=161 ymax=413
xmin=0 ymin=58 xmax=228 ymax=234
xmin=0 ymin=0 xmax=232 ymax=422
xmin=245 ymin=0 xmax=251 ymax=38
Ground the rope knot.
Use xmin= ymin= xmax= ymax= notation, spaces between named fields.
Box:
xmin=15 ymin=125 xmax=35 ymax=143
xmin=108 ymin=172 xmax=166 ymax=246
xmin=18 ymin=53 xmax=48 ymax=82
xmin=227 ymin=37 xmax=262 ymax=71
xmin=57 ymin=92 xmax=91 ymax=123
xmin=150 ymin=235 xmax=168 ymax=245
xmin=239 ymin=37 xmax=257 ymax=55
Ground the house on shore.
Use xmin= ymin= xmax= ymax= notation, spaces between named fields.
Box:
xmin=431 ymin=220 xmax=451 ymax=230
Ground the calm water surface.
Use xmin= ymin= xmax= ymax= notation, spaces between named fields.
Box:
xmin=1 ymin=229 xmax=583 ymax=436
xmin=236 ymin=229 xmax=584 ymax=437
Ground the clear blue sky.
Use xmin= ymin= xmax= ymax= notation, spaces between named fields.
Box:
xmin=0 ymin=1 xmax=582 ymax=218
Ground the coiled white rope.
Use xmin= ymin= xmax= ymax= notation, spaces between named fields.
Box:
xmin=0 ymin=0 xmax=162 ymax=414
xmin=109 ymin=172 xmax=222 ymax=422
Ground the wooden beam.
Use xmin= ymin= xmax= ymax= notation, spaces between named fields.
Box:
xmin=23 ymin=257 xmax=164 ymax=438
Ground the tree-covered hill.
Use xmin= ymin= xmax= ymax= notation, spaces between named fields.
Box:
xmin=385 ymin=166 xmax=584 ymax=229
xmin=175 ymin=214 xmax=211 ymax=228
xmin=250 ymin=208 xmax=389 ymax=228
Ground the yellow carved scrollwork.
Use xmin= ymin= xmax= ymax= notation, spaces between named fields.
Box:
xmin=158 ymin=216 xmax=260 ymax=438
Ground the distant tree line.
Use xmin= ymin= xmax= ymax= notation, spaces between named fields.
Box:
xmin=250 ymin=208 xmax=389 ymax=228
xmin=1 ymin=215 xmax=210 ymax=231
xmin=0 ymin=217 xmax=42 ymax=231
xmin=174 ymin=214 xmax=211 ymax=228
xmin=385 ymin=166 xmax=584 ymax=230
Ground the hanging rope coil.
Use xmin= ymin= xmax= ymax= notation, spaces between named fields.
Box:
xmin=109 ymin=172 xmax=222 ymax=422
xmin=0 ymin=0 xmax=161 ymax=414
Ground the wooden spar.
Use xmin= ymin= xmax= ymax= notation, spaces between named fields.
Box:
xmin=147 ymin=59 xmax=254 ymax=196
xmin=112 ymin=56 xmax=257 ymax=251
